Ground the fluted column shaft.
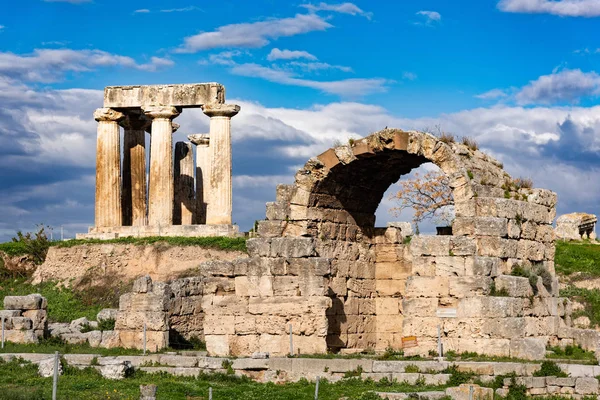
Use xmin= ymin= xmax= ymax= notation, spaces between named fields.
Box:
xmin=188 ymin=134 xmax=210 ymax=224
xmin=94 ymin=108 xmax=125 ymax=228
xmin=144 ymin=106 xmax=180 ymax=227
xmin=174 ymin=141 xmax=195 ymax=225
xmin=121 ymin=113 xmax=149 ymax=226
xmin=202 ymin=104 xmax=240 ymax=225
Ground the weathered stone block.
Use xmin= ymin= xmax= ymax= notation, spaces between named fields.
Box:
xmin=133 ymin=275 xmax=153 ymax=293
xmin=22 ymin=310 xmax=46 ymax=330
xmin=119 ymin=293 xmax=169 ymax=312
xmin=495 ymin=275 xmax=533 ymax=297
xmin=406 ymin=276 xmax=449 ymax=297
xmin=474 ymin=217 xmax=508 ymax=237
xmin=84 ymin=330 xmax=102 ymax=347
xmin=97 ymin=308 xmax=118 ymax=322
xmin=476 ymin=237 xmax=517 ymax=258
xmin=575 ymin=377 xmax=599 ymax=395
xmin=516 ymin=240 xmax=545 ymax=261
xmin=246 ymin=239 xmax=271 ymax=257
xmin=119 ymin=330 xmax=168 ymax=351
xmin=448 ymin=277 xmax=491 ymax=297
xmin=270 ymin=238 xmax=316 ymax=258
xmin=410 ymin=237 xmax=450 ymax=256
xmin=4 ymin=294 xmax=46 ymax=310
xmin=115 ymin=311 xmax=168 ymax=331
xmin=509 ymin=338 xmax=546 ymax=360
xmin=257 ymin=221 xmax=286 ymax=238
xmin=446 ymin=384 xmax=494 ymax=400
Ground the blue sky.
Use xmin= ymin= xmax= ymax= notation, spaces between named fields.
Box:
xmin=1 ymin=0 xmax=600 ymax=240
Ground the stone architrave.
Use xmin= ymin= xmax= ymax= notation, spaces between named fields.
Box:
xmin=188 ymin=134 xmax=210 ymax=224
xmin=94 ymin=108 xmax=125 ymax=228
xmin=121 ymin=112 xmax=150 ymax=226
xmin=173 ymin=142 xmax=195 ymax=225
xmin=144 ymin=106 xmax=180 ymax=227
xmin=202 ymin=104 xmax=240 ymax=225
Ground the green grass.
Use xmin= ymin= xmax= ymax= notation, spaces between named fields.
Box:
xmin=54 ymin=236 xmax=247 ymax=252
xmin=560 ymin=286 xmax=600 ymax=328
xmin=0 ymin=357 xmax=448 ymax=400
xmin=555 ymin=240 xmax=600 ymax=278
xmin=0 ymin=278 xmax=111 ymax=322
xmin=0 ymin=339 xmax=146 ymax=357
xmin=0 ymin=241 xmax=30 ymax=257
xmin=546 ymin=345 xmax=597 ymax=362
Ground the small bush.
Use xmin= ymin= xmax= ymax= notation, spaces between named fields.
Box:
xmin=461 ymin=136 xmax=478 ymax=151
xmin=444 ymin=365 xmax=475 ymax=386
xmin=490 ymin=281 xmax=510 ymax=297
xmin=533 ymin=361 xmax=568 ymax=377
xmin=513 ymin=177 xmax=533 ymax=189
xmin=404 ymin=364 xmax=420 ymax=373
xmin=344 ymin=365 xmax=363 ymax=378
xmin=10 ymin=226 xmax=50 ymax=264
xmin=439 ymin=132 xmax=456 ymax=144
xmin=98 ymin=318 xmax=115 ymax=331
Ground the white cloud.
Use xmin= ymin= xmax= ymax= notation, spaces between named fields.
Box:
xmin=515 ymin=68 xmax=600 ymax=104
xmin=476 ymin=88 xmax=508 ymax=99
xmin=0 ymin=49 xmax=174 ymax=82
xmin=416 ymin=10 xmax=442 ymax=24
xmin=498 ymin=0 xmax=600 ymax=17
xmin=300 ymin=2 xmax=373 ymax=19
xmin=229 ymin=63 xmax=388 ymax=96
xmin=160 ymin=6 xmax=202 ymax=13
xmin=0 ymin=25 xmax=4 ymax=31
xmin=176 ymin=13 xmax=332 ymax=53
xmin=402 ymin=72 xmax=417 ymax=81
xmin=134 ymin=9 xmax=150 ymax=13
xmin=201 ymin=50 xmax=244 ymax=66
xmin=267 ymin=48 xmax=317 ymax=61
xmin=288 ymin=61 xmax=352 ymax=72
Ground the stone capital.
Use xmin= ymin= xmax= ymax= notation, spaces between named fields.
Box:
xmin=188 ymin=134 xmax=210 ymax=146
xmin=143 ymin=106 xmax=180 ymax=120
xmin=120 ymin=112 xmax=151 ymax=131
xmin=94 ymin=108 xmax=125 ymax=123
xmin=202 ymin=104 xmax=240 ymax=118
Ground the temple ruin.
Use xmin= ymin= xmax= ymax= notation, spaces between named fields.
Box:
xmin=78 ymin=83 xmax=241 ymax=239
xmin=96 ymin=128 xmax=600 ymax=359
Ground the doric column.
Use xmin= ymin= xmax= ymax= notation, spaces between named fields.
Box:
xmin=144 ymin=106 xmax=180 ymax=227
xmin=173 ymin=141 xmax=195 ymax=225
xmin=94 ymin=108 xmax=125 ymax=228
xmin=202 ymin=104 xmax=240 ymax=225
xmin=188 ymin=134 xmax=210 ymax=224
xmin=121 ymin=112 xmax=150 ymax=227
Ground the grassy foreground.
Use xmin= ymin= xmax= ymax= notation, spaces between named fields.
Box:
xmin=0 ymin=357 xmax=442 ymax=400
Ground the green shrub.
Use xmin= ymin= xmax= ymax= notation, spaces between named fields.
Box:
xmin=98 ymin=318 xmax=115 ymax=331
xmin=404 ymin=364 xmax=420 ymax=373
xmin=344 ymin=365 xmax=364 ymax=378
xmin=533 ymin=361 xmax=568 ymax=377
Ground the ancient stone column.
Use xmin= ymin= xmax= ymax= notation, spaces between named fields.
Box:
xmin=188 ymin=134 xmax=210 ymax=224
xmin=143 ymin=106 xmax=180 ymax=227
xmin=121 ymin=112 xmax=150 ymax=227
xmin=202 ymin=104 xmax=240 ymax=225
xmin=173 ymin=142 xmax=195 ymax=225
xmin=94 ymin=108 xmax=125 ymax=228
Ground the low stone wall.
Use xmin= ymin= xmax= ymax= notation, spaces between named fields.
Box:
xmin=499 ymin=376 xmax=600 ymax=397
xmin=0 ymin=294 xmax=47 ymax=343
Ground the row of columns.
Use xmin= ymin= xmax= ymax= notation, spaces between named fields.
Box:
xmin=93 ymin=104 xmax=239 ymax=229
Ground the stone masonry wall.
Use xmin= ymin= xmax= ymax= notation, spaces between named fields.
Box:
xmin=111 ymin=128 xmax=600 ymax=357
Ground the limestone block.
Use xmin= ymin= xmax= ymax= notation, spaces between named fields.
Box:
xmin=234 ymin=316 xmax=257 ymax=335
xmin=204 ymin=334 xmax=230 ymax=356
xmin=0 ymin=310 xmax=20 ymax=319
xmin=509 ymin=338 xmax=547 ymax=360
xmin=4 ymin=294 xmax=46 ymax=310
xmin=402 ymin=317 xmax=439 ymax=337
xmin=522 ymin=203 xmax=553 ymax=224
xmin=11 ymin=317 xmax=32 ymax=330
xmin=133 ymin=275 xmax=153 ymax=293
xmin=520 ymin=222 xmax=537 ymax=240
xmin=516 ymin=240 xmax=545 ymax=261
xmin=508 ymin=220 xmax=521 ymax=239
xmin=330 ymin=277 xmax=348 ymax=296
xmin=119 ymin=293 xmax=169 ymax=312
xmin=287 ymin=257 xmax=331 ymax=276
xmin=115 ymin=311 xmax=168 ymax=331
xmin=83 ymin=331 xmax=103 ymax=347
xmin=97 ymin=308 xmax=118 ymax=322
xmin=406 ymin=276 xmax=449 ymax=297
xmin=474 ymin=217 xmax=508 ymax=237
xmin=4 ymin=329 xmax=37 ymax=344
xmin=204 ymin=315 xmax=235 ymax=335
xmin=446 ymin=384 xmax=494 ymax=400
xmin=455 ymin=200 xmax=476 ymax=218
xmin=376 ymin=298 xmax=401 ymax=315
xmin=376 ymin=262 xmax=411 ymax=280
xmin=246 ymin=239 xmax=271 ymax=257
xmin=257 ymin=221 xmax=286 ymax=238
xmin=403 ymin=298 xmax=437 ymax=317
xmin=376 ymin=279 xmax=406 ymax=297
xmin=38 ymin=357 xmax=62 ymax=378
xmin=469 ymin=256 xmax=497 ymax=276
xmin=482 ymin=318 xmax=526 ymax=338
xmin=100 ymin=361 xmax=133 ymax=380
xmin=269 ymin=238 xmax=316 ymax=258
xmin=547 ymin=377 xmax=576 ymax=387
xmin=528 ymin=189 xmax=557 ymax=207
xmin=159 ymin=355 xmax=197 ymax=368
xmin=410 ymin=257 xmax=436 ymax=276
xmin=575 ymin=377 xmax=599 ymax=395
xmin=265 ymin=201 xmax=288 ymax=221
xmin=494 ymin=199 xmax=523 ymax=219
xmin=495 ymin=275 xmax=533 ymax=297
xmin=571 ymin=328 xmax=600 ymax=352
xmin=443 ymin=338 xmax=510 ymax=357
xmin=410 ymin=236 xmax=450 ymax=256
xmin=448 ymin=276 xmax=491 ymax=297
xmin=476 ymin=237 xmax=517 ymax=258
xmin=62 ymin=333 xmax=87 ymax=344
xmin=248 ymin=297 xmax=310 ymax=316
xmin=452 ymin=217 xmax=474 ymax=236
xmin=347 ymin=278 xmax=376 ymax=297
xmin=119 ymin=330 xmax=168 ymax=351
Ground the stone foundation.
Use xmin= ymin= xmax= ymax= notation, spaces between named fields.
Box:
xmin=77 ymin=224 xmax=242 ymax=239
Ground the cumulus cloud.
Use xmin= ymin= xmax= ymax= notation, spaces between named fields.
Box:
xmin=288 ymin=61 xmax=352 ymax=72
xmin=498 ymin=0 xmax=600 ymax=17
xmin=134 ymin=9 xmax=150 ymax=13
xmin=300 ymin=2 xmax=373 ymax=19
xmin=267 ymin=48 xmax=317 ymax=61
xmin=476 ymin=88 xmax=508 ymax=100
xmin=176 ymin=14 xmax=332 ymax=53
xmin=229 ymin=63 xmax=388 ymax=96
xmin=160 ymin=6 xmax=202 ymax=12
xmin=402 ymin=72 xmax=417 ymax=81
xmin=416 ymin=10 xmax=442 ymax=24
xmin=0 ymin=49 xmax=174 ymax=82
xmin=515 ymin=68 xmax=600 ymax=104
